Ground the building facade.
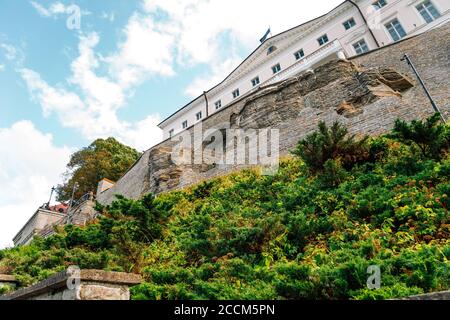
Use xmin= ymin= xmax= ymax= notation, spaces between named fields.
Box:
xmin=158 ymin=0 xmax=450 ymax=139
xmin=13 ymin=207 xmax=66 ymax=246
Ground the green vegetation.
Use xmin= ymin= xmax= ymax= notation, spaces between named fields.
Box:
xmin=0 ymin=115 xmax=449 ymax=300
xmin=56 ymin=137 xmax=141 ymax=201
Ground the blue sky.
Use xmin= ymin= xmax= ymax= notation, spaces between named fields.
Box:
xmin=0 ymin=0 xmax=344 ymax=247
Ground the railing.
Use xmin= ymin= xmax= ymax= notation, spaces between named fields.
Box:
xmin=37 ymin=193 xmax=96 ymax=239
xmin=262 ymin=39 xmax=344 ymax=86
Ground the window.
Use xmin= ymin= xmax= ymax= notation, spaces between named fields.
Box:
xmin=294 ymin=49 xmax=305 ymax=60
xmin=343 ymin=18 xmax=356 ymax=30
xmin=372 ymin=0 xmax=387 ymax=10
xmin=271 ymin=63 xmax=281 ymax=74
xmin=196 ymin=111 xmax=202 ymax=121
xmin=182 ymin=120 xmax=188 ymax=129
xmin=353 ymin=39 xmax=369 ymax=55
xmin=317 ymin=34 xmax=329 ymax=46
xmin=169 ymin=129 xmax=174 ymax=138
xmin=232 ymin=89 xmax=240 ymax=99
xmin=251 ymin=76 xmax=260 ymax=87
xmin=385 ymin=19 xmax=407 ymax=42
xmin=416 ymin=1 xmax=440 ymax=24
xmin=215 ymin=100 xmax=222 ymax=110
xmin=267 ymin=45 xmax=277 ymax=55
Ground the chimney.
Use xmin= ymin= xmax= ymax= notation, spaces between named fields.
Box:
xmin=96 ymin=178 xmax=115 ymax=195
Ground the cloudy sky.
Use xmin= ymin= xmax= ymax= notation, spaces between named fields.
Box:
xmin=0 ymin=0 xmax=344 ymax=248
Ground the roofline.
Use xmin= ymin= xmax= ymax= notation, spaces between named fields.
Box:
xmin=158 ymin=0 xmax=351 ymax=128
xmin=13 ymin=208 xmax=66 ymax=242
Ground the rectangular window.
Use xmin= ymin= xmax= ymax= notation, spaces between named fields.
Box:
xmin=317 ymin=34 xmax=329 ymax=46
xmin=372 ymin=0 xmax=387 ymax=10
xmin=385 ymin=18 xmax=407 ymax=42
xmin=343 ymin=18 xmax=356 ymax=30
xmin=232 ymin=89 xmax=240 ymax=99
xmin=182 ymin=120 xmax=188 ymax=129
xmin=294 ymin=49 xmax=305 ymax=60
xmin=353 ymin=39 xmax=369 ymax=55
xmin=215 ymin=100 xmax=222 ymax=110
xmin=196 ymin=111 xmax=202 ymax=121
xmin=271 ymin=63 xmax=281 ymax=74
xmin=169 ymin=129 xmax=174 ymax=138
xmin=251 ymin=76 xmax=260 ymax=87
xmin=416 ymin=1 xmax=440 ymax=24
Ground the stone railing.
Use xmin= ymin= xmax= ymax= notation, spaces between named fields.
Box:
xmin=0 ymin=269 xmax=142 ymax=300
xmin=0 ymin=275 xmax=18 ymax=292
xmin=398 ymin=291 xmax=450 ymax=300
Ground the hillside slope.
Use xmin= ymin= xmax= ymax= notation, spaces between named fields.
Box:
xmin=1 ymin=116 xmax=449 ymax=300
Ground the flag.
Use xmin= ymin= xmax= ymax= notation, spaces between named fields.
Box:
xmin=260 ymin=28 xmax=271 ymax=43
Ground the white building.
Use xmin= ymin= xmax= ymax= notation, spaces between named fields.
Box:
xmin=158 ymin=0 xmax=450 ymax=139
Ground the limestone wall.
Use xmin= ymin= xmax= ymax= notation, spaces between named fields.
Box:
xmin=96 ymin=22 xmax=450 ymax=204
xmin=0 ymin=270 xmax=142 ymax=300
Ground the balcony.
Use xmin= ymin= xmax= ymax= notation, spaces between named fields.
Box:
xmin=262 ymin=39 xmax=345 ymax=86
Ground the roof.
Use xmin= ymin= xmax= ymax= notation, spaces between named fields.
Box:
xmin=48 ymin=203 xmax=69 ymax=214
xmin=158 ymin=0 xmax=351 ymax=128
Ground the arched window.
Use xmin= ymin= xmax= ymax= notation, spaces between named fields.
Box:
xmin=267 ymin=45 xmax=277 ymax=55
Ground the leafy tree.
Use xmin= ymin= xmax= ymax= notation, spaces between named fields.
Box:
xmin=56 ymin=138 xmax=141 ymax=201
xmin=390 ymin=113 xmax=449 ymax=160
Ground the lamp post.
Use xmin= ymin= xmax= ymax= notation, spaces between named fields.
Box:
xmin=401 ymin=54 xmax=446 ymax=123
xmin=46 ymin=186 xmax=56 ymax=209
xmin=67 ymin=182 xmax=79 ymax=218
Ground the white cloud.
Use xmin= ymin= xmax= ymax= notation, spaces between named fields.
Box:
xmin=140 ymin=0 xmax=344 ymax=95
xmin=30 ymin=1 xmax=90 ymax=18
xmin=30 ymin=1 xmax=68 ymax=17
xmin=0 ymin=121 xmax=72 ymax=248
xmin=20 ymin=31 xmax=163 ymax=151
xmin=0 ymin=43 xmax=18 ymax=61
xmin=0 ymin=64 xmax=4 ymax=72
xmin=100 ymin=11 xmax=115 ymax=22
xmin=185 ymin=56 xmax=242 ymax=97
xmin=106 ymin=13 xmax=176 ymax=88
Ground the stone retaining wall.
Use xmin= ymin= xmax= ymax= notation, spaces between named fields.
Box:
xmin=0 ymin=270 xmax=142 ymax=300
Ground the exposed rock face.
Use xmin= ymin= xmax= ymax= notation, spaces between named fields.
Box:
xmin=233 ymin=61 xmax=414 ymax=127
xmin=95 ymin=22 xmax=450 ymax=203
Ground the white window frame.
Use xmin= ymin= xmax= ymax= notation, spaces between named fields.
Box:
xmin=415 ymin=1 xmax=441 ymax=24
xmin=353 ymin=39 xmax=369 ymax=55
xmin=384 ymin=18 xmax=407 ymax=42
xmin=232 ymin=89 xmax=240 ymax=99
xmin=317 ymin=34 xmax=329 ymax=46
xmin=215 ymin=100 xmax=222 ymax=110
xmin=343 ymin=18 xmax=356 ymax=30
xmin=169 ymin=129 xmax=174 ymax=138
xmin=196 ymin=111 xmax=202 ymax=121
xmin=294 ymin=49 xmax=305 ymax=60
xmin=182 ymin=120 xmax=188 ymax=129
xmin=251 ymin=76 xmax=260 ymax=87
xmin=372 ymin=0 xmax=388 ymax=10
xmin=271 ymin=63 xmax=281 ymax=74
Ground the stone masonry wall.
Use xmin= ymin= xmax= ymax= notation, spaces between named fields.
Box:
xmin=97 ymin=22 xmax=450 ymax=204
